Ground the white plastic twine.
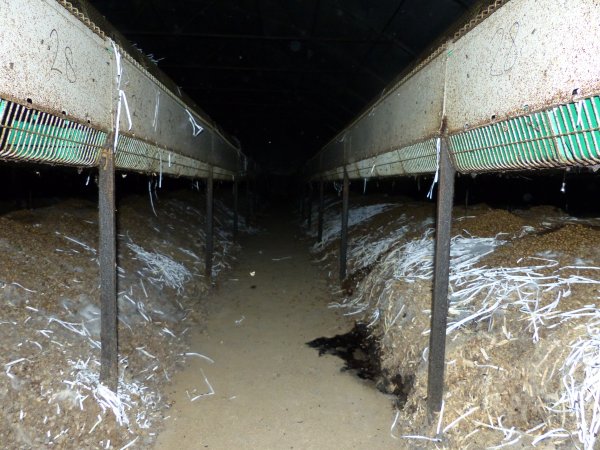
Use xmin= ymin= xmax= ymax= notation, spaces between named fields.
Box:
xmin=152 ymin=90 xmax=160 ymax=131
xmin=110 ymin=40 xmax=132 ymax=153
xmin=185 ymin=109 xmax=204 ymax=136
xmin=427 ymin=137 xmax=442 ymax=199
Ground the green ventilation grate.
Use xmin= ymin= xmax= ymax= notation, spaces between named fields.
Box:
xmin=449 ymin=96 xmax=600 ymax=172
xmin=0 ymin=99 xmax=105 ymax=166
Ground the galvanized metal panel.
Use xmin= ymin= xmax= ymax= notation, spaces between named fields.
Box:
xmin=348 ymin=54 xmax=445 ymax=164
xmin=446 ymin=0 xmax=600 ymax=134
xmin=0 ymin=0 xmax=113 ymax=129
xmin=120 ymin=56 xmax=240 ymax=172
xmin=318 ymin=53 xmax=446 ymax=173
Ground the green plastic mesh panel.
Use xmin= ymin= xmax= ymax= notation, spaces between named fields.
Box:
xmin=0 ymin=99 xmax=104 ymax=166
xmin=449 ymin=96 xmax=600 ymax=172
xmin=397 ymin=138 xmax=438 ymax=175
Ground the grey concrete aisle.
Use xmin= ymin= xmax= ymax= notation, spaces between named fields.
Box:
xmin=155 ymin=211 xmax=395 ymax=449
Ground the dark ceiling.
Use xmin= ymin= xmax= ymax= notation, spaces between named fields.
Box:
xmin=88 ymin=0 xmax=479 ymax=173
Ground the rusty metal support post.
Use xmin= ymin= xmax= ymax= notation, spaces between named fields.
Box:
xmin=233 ymin=178 xmax=239 ymax=238
xmin=205 ymin=166 xmax=214 ymax=278
xmin=427 ymin=137 xmax=456 ymax=416
xmin=317 ymin=179 xmax=324 ymax=243
xmin=99 ymin=147 xmax=118 ymax=392
xmin=307 ymin=183 xmax=313 ymax=229
xmin=340 ymin=169 xmax=349 ymax=282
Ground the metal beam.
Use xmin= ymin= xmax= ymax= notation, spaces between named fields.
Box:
xmin=205 ymin=166 xmax=214 ymax=278
xmin=427 ymin=138 xmax=456 ymax=415
xmin=339 ymin=169 xmax=349 ymax=281
xmin=332 ymin=0 xmax=416 ymax=57
xmin=99 ymin=146 xmax=118 ymax=392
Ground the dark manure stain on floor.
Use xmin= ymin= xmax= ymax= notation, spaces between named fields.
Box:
xmin=307 ymin=323 xmax=412 ymax=408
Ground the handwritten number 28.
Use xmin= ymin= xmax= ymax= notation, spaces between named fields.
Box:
xmin=490 ymin=21 xmax=520 ymax=76
xmin=48 ymin=29 xmax=76 ymax=83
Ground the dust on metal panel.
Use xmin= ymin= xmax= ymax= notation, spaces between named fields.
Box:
xmin=446 ymin=0 xmax=600 ymax=134
xmin=317 ymin=53 xmax=445 ymax=173
xmin=345 ymin=53 xmax=445 ymax=165
xmin=0 ymin=0 xmax=113 ymax=129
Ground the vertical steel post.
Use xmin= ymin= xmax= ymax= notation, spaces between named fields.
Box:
xmin=205 ymin=167 xmax=214 ymax=278
xmin=307 ymin=183 xmax=313 ymax=229
xmin=427 ymin=138 xmax=456 ymax=416
xmin=317 ymin=179 xmax=324 ymax=243
xmin=340 ymin=169 xmax=349 ymax=281
xmin=233 ymin=178 xmax=239 ymax=238
xmin=99 ymin=147 xmax=118 ymax=392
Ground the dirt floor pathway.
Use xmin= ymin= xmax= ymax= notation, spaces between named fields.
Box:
xmin=155 ymin=209 xmax=395 ymax=449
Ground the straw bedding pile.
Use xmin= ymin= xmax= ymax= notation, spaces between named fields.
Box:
xmin=310 ymin=198 xmax=600 ymax=449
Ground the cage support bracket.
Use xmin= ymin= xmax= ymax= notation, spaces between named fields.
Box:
xmin=99 ymin=145 xmax=118 ymax=392
xmin=340 ymin=168 xmax=349 ymax=282
xmin=427 ymin=137 xmax=455 ymax=416
xmin=205 ymin=165 xmax=214 ymax=278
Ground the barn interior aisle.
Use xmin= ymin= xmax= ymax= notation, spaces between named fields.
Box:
xmin=155 ymin=205 xmax=394 ymax=450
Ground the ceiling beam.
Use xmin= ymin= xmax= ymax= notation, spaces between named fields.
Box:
xmin=332 ymin=0 xmax=416 ymax=57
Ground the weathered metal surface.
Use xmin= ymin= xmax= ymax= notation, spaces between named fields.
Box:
xmin=427 ymin=138 xmax=455 ymax=415
xmin=306 ymin=0 xmax=600 ymax=181
xmin=205 ymin=166 xmax=214 ymax=278
xmin=446 ymin=0 xmax=600 ymax=134
xmin=339 ymin=170 xmax=349 ymax=282
xmin=0 ymin=0 xmax=245 ymax=178
xmin=0 ymin=0 xmax=113 ymax=129
xmin=98 ymin=145 xmax=118 ymax=392
xmin=119 ymin=55 xmax=240 ymax=171
xmin=315 ymin=53 xmax=446 ymax=173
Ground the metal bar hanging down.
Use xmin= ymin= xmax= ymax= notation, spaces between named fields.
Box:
xmin=99 ymin=145 xmax=118 ymax=392
xmin=205 ymin=166 xmax=214 ymax=278
xmin=307 ymin=183 xmax=313 ymax=229
xmin=233 ymin=179 xmax=239 ymax=238
xmin=427 ymin=137 xmax=456 ymax=416
xmin=339 ymin=169 xmax=349 ymax=281
xmin=317 ymin=179 xmax=324 ymax=243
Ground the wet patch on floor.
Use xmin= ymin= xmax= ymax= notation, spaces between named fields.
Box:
xmin=307 ymin=323 xmax=412 ymax=408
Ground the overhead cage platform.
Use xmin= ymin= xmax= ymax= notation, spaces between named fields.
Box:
xmin=306 ymin=0 xmax=600 ymax=181
xmin=303 ymin=0 xmax=600 ymax=421
xmin=0 ymin=0 xmax=253 ymax=392
xmin=0 ymin=0 xmax=249 ymax=180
